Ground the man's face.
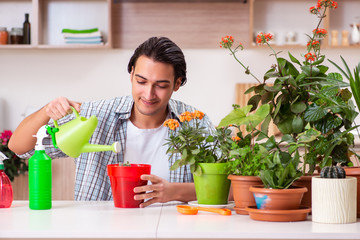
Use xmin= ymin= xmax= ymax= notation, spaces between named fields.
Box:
xmin=131 ymin=55 xmax=181 ymax=120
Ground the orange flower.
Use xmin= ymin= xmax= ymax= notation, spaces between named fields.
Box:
xmin=256 ymin=32 xmax=273 ymax=45
xmin=307 ymin=40 xmax=320 ymax=50
xmin=317 ymin=0 xmax=338 ymax=9
xmin=309 ymin=6 xmax=320 ymax=14
xmin=312 ymin=28 xmax=327 ymax=38
xmin=193 ymin=110 xmax=204 ymax=120
xmin=305 ymin=52 xmax=317 ymax=62
xmin=220 ymin=35 xmax=234 ymax=49
xmin=163 ymin=119 xmax=180 ymax=131
xmin=179 ymin=111 xmax=193 ymax=122
xmin=232 ymin=136 xmax=241 ymax=141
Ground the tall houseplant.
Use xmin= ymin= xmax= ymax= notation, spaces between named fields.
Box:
xmin=220 ymin=0 xmax=359 ymax=174
xmin=164 ymin=110 xmax=233 ymax=205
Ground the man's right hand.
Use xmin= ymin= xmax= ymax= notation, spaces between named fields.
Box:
xmin=44 ymin=97 xmax=81 ymax=120
xmin=8 ymin=97 xmax=81 ymax=155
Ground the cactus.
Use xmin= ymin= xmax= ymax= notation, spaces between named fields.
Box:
xmin=320 ymin=166 xmax=346 ymax=178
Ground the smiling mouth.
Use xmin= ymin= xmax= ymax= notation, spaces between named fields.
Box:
xmin=141 ymin=99 xmax=158 ymax=106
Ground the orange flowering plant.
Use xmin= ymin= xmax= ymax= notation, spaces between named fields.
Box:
xmin=164 ymin=110 xmax=233 ymax=176
xmin=220 ymin=0 xmax=359 ymax=175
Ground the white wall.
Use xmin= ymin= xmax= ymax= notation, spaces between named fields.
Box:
xmin=1 ymin=47 xmax=360 ymax=131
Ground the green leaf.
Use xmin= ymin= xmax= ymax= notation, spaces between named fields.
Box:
xmin=301 ymin=65 xmax=320 ymax=76
xmin=264 ymin=69 xmax=279 ymax=79
xmin=340 ymin=88 xmax=352 ymax=101
xmin=261 ymin=91 xmax=274 ymax=104
xmin=170 ymin=159 xmax=181 ymax=170
xmin=317 ymin=65 xmax=329 ymax=74
xmin=314 ymin=115 xmax=342 ymax=134
xmin=244 ymin=86 xmax=256 ymax=94
xmin=218 ymin=105 xmax=252 ymax=127
xmin=281 ymin=134 xmax=295 ymax=143
xmin=304 ymin=103 xmax=327 ymax=122
xmin=264 ymin=84 xmax=282 ymax=92
xmin=277 ymin=117 xmax=293 ymax=134
xmin=248 ymin=95 xmax=262 ymax=112
xmin=193 ymin=165 xmax=202 ymax=176
xmin=291 ymin=101 xmax=307 ymax=114
xmin=288 ymin=52 xmax=301 ymax=66
xmin=277 ymin=58 xmax=287 ymax=71
xmin=292 ymin=116 xmax=304 ymax=133
xmin=191 ymin=149 xmax=200 ymax=155
xmin=297 ymin=128 xmax=321 ymax=143
xmin=260 ymin=114 xmax=271 ymax=136
xmin=312 ymin=55 xmax=325 ymax=65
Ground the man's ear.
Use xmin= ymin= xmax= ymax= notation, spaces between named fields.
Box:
xmin=174 ymin=77 xmax=182 ymax=91
xmin=130 ymin=67 xmax=134 ymax=82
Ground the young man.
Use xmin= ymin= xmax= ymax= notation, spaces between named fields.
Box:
xmin=8 ymin=36 xmax=214 ymax=207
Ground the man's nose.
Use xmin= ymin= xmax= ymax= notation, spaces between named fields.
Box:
xmin=144 ymin=85 xmax=156 ymax=99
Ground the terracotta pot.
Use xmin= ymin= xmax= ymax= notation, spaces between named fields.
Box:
xmin=228 ymin=175 xmax=262 ymax=215
xmin=249 ymin=185 xmax=307 ymax=210
xmin=293 ymin=174 xmax=318 ymax=211
xmin=344 ymin=167 xmax=360 ymax=218
xmin=312 ymin=176 xmax=357 ymax=224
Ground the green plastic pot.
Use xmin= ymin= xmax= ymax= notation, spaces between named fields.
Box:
xmin=193 ymin=163 xmax=231 ymax=205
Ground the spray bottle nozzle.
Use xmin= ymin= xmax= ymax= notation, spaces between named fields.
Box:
xmin=0 ymin=152 xmax=8 ymax=170
xmin=45 ymin=125 xmax=59 ymax=149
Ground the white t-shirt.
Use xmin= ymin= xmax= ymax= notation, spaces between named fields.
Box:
xmin=124 ymin=119 xmax=170 ymax=181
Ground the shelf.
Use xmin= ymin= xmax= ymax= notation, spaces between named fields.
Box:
xmin=0 ymin=0 xmax=112 ymax=49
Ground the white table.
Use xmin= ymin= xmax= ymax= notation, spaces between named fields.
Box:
xmin=0 ymin=201 xmax=359 ymax=240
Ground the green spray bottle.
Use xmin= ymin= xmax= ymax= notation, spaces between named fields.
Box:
xmin=28 ymin=125 xmax=53 ymax=210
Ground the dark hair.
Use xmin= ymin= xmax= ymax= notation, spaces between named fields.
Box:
xmin=127 ymin=37 xmax=187 ymax=86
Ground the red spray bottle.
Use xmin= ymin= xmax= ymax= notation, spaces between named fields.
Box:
xmin=0 ymin=152 xmax=13 ymax=208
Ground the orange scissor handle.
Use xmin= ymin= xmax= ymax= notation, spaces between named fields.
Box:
xmin=176 ymin=205 xmax=231 ymax=215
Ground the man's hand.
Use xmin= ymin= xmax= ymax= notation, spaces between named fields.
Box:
xmin=44 ymin=97 xmax=81 ymax=120
xmin=133 ymin=174 xmax=196 ymax=208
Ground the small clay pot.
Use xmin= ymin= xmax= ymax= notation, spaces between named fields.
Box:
xmin=249 ymin=185 xmax=307 ymax=210
xmin=228 ymin=175 xmax=262 ymax=215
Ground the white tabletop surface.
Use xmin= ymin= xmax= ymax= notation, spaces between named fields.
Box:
xmin=0 ymin=201 xmax=359 ymax=240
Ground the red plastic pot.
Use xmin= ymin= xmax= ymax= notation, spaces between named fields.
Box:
xmin=107 ymin=164 xmax=151 ymax=208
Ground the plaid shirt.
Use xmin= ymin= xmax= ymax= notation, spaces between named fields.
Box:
xmin=19 ymin=96 xmax=215 ymax=200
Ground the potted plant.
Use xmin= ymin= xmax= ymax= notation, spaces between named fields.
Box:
xmin=312 ymin=166 xmax=357 ymax=224
xmin=164 ymin=110 xmax=233 ymax=205
xmin=220 ymin=0 xmax=360 ymax=210
xmin=107 ymin=162 xmax=151 ymax=208
xmin=329 ymin=57 xmax=360 ymax=218
xmin=218 ymin=104 xmax=269 ymax=214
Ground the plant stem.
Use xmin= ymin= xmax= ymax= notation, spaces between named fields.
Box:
xmin=228 ymin=47 xmax=261 ymax=84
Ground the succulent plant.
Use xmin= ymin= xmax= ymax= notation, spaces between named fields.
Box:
xmin=320 ymin=166 xmax=346 ymax=178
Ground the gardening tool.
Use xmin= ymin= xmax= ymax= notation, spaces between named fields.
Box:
xmin=176 ymin=205 xmax=231 ymax=215
xmin=47 ymin=106 xmax=120 ymax=158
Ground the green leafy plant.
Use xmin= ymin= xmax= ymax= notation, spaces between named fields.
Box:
xmin=0 ymin=130 xmax=28 ymax=181
xmin=218 ymin=104 xmax=270 ymax=176
xmin=220 ymin=0 xmax=359 ymax=174
xmin=260 ymin=149 xmax=303 ymax=189
xmin=164 ymin=110 xmax=232 ymax=176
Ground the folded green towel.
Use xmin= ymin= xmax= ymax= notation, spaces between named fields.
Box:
xmin=61 ymin=28 xmax=99 ymax=34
